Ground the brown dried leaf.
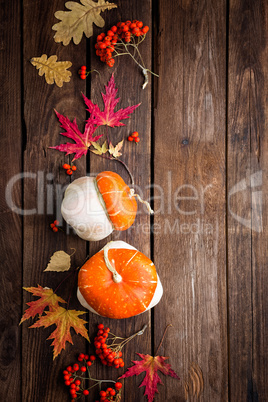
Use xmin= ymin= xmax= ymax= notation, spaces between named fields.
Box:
xmin=44 ymin=250 xmax=72 ymax=272
xmin=31 ymin=54 xmax=72 ymax=87
xmin=52 ymin=0 xmax=117 ymax=46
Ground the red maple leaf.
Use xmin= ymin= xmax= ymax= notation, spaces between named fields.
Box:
xmin=20 ymin=285 xmax=65 ymax=324
xmin=30 ymin=306 xmax=89 ymax=359
xmin=83 ymin=74 xmax=140 ymax=127
xmin=120 ymin=353 xmax=179 ymax=402
xmin=50 ymin=109 xmax=103 ymax=161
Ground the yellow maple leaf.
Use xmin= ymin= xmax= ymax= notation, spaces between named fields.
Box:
xmin=91 ymin=140 xmax=108 ymax=155
xmin=109 ymin=139 xmax=124 ymax=158
xmin=30 ymin=54 xmax=72 ymax=87
xmin=52 ymin=0 xmax=117 ymax=46
xmin=30 ymin=306 xmax=89 ymax=359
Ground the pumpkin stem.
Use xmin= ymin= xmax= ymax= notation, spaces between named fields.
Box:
xmin=103 ymin=242 xmax=122 ymax=283
xmin=129 ymin=189 xmax=154 ymax=214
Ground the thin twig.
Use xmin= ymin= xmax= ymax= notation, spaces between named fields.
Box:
xmin=155 ymin=324 xmax=173 ymax=356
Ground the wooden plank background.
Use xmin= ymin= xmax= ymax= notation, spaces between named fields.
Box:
xmin=0 ymin=0 xmax=267 ymax=401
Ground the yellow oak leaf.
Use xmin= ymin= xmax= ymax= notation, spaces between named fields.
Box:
xmin=30 ymin=54 xmax=72 ymax=87
xmin=109 ymin=139 xmax=124 ymax=158
xmin=30 ymin=306 xmax=90 ymax=359
xmin=52 ymin=0 xmax=117 ymax=46
xmin=44 ymin=250 xmax=73 ymax=272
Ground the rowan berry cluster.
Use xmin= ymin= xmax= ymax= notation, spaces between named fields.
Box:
xmin=63 ymin=163 xmax=77 ymax=175
xmin=78 ymin=65 xmax=87 ymax=80
xmin=50 ymin=220 xmax=59 ymax=232
xmin=63 ymin=353 xmax=123 ymax=401
xmin=94 ymin=324 xmax=124 ymax=369
xmin=98 ymin=383 xmax=122 ymax=402
xmin=127 ymin=131 xmax=140 ymax=143
xmin=95 ymin=20 xmax=149 ymax=68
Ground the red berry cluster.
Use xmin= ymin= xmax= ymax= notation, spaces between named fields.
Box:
xmin=128 ymin=131 xmax=140 ymax=143
xmin=95 ymin=20 xmax=149 ymax=67
xmin=94 ymin=324 xmax=124 ymax=369
xmin=98 ymin=383 xmax=122 ymax=402
xmin=78 ymin=65 xmax=87 ymax=80
xmin=63 ymin=163 xmax=77 ymax=175
xmin=50 ymin=220 xmax=59 ymax=232
xmin=63 ymin=354 xmax=97 ymax=399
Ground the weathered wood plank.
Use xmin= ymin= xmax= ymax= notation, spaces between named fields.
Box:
xmin=228 ymin=0 xmax=268 ymax=399
xmin=87 ymin=1 xmax=153 ymax=400
xmin=22 ymin=0 xmax=87 ymax=400
xmin=0 ymin=0 xmax=22 ymax=400
xmin=153 ymin=0 xmax=228 ymax=400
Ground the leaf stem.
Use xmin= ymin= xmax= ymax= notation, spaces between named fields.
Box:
xmin=155 ymin=324 xmax=173 ymax=356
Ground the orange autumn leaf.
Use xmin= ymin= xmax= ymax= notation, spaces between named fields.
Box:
xmin=20 ymin=285 xmax=65 ymax=324
xmin=30 ymin=306 xmax=89 ymax=359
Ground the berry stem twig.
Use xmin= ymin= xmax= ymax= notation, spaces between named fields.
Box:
xmin=155 ymin=324 xmax=173 ymax=356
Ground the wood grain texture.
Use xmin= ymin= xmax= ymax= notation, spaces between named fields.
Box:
xmin=228 ymin=0 xmax=268 ymax=399
xmin=22 ymin=0 xmax=87 ymax=400
xmin=87 ymin=1 xmax=153 ymax=400
xmin=0 ymin=0 xmax=22 ymax=400
xmin=153 ymin=0 xmax=228 ymax=400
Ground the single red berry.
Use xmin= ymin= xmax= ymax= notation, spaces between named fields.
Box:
xmin=110 ymin=389 xmax=116 ymax=396
xmin=80 ymin=74 xmax=86 ymax=80
xmin=63 ymin=370 xmax=68 ymax=375
xmin=84 ymin=354 xmax=89 ymax=360
xmin=65 ymin=380 xmax=71 ymax=386
xmin=63 ymin=163 xmax=70 ymax=170
xmin=87 ymin=361 xmax=92 ymax=367
xmin=81 ymin=366 xmax=87 ymax=372
xmin=98 ymin=323 xmax=104 ymax=329
xmin=114 ymin=358 xmax=119 ymax=365
xmin=71 ymin=165 xmax=77 ymax=171
xmin=142 ymin=26 xmax=149 ymax=34
xmin=131 ymin=131 xmax=139 ymax=138
xmin=115 ymin=382 xmax=122 ymax=390
xmin=100 ymin=391 xmax=106 ymax=397
xmin=83 ymin=390 xmax=89 ymax=396
xmin=52 ymin=226 xmax=58 ymax=232
xmin=137 ymin=21 xmax=143 ymax=28
xmin=78 ymin=353 xmax=85 ymax=359
xmin=128 ymin=136 xmax=134 ymax=142
xmin=54 ymin=220 xmax=59 ymax=225
xmin=73 ymin=364 xmax=79 ymax=371
xmin=134 ymin=137 xmax=140 ymax=143
xmin=70 ymin=384 xmax=76 ymax=389
xmin=90 ymin=355 xmax=96 ymax=361
xmin=75 ymin=380 xmax=81 ymax=386
xmin=81 ymin=65 xmax=86 ymax=70
xmin=66 ymin=169 xmax=73 ymax=175
xmin=67 ymin=366 xmax=72 ymax=372
xmin=50 ymin=223 xmax=55 ymax=228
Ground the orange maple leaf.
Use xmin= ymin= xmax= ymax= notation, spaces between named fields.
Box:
xmin=20 ymin=285 xmax=65 ymax=324
xmin=30 ymin=306 xmax=89 ymax=359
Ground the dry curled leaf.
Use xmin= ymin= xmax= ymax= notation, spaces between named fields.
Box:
xmin=52 ymin=0 xmax=117 ymax=46
xmin=44 ymin=250 xmax=73 ymax=272
xmin=31 ymin=54 xmax=72 ymax=87
xmin=183 ymin=362 xmax=204 ymax=400
xmin=109 ymin=140 xmax=124 ymax=158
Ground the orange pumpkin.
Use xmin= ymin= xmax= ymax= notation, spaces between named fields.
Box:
xmin=61 ymin=171 xmax=138 ymax=241
xmin=96 ymin=171 xmax=137 ymax=231
xmin=77 ymin=241 xmax=163 ymax=319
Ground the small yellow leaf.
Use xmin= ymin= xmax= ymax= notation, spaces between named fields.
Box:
xmin=52 ymin=0 xmax=117 ymax=46
xmin=31 ymin=54 xmax=72 ymax=87
xmin=91 ymin=140 xmax=108 ymax=155
xmin=109 ymin=139 xmax=124 ymax=158
xmin=44 ymin=250 xmax=72 ymax=272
